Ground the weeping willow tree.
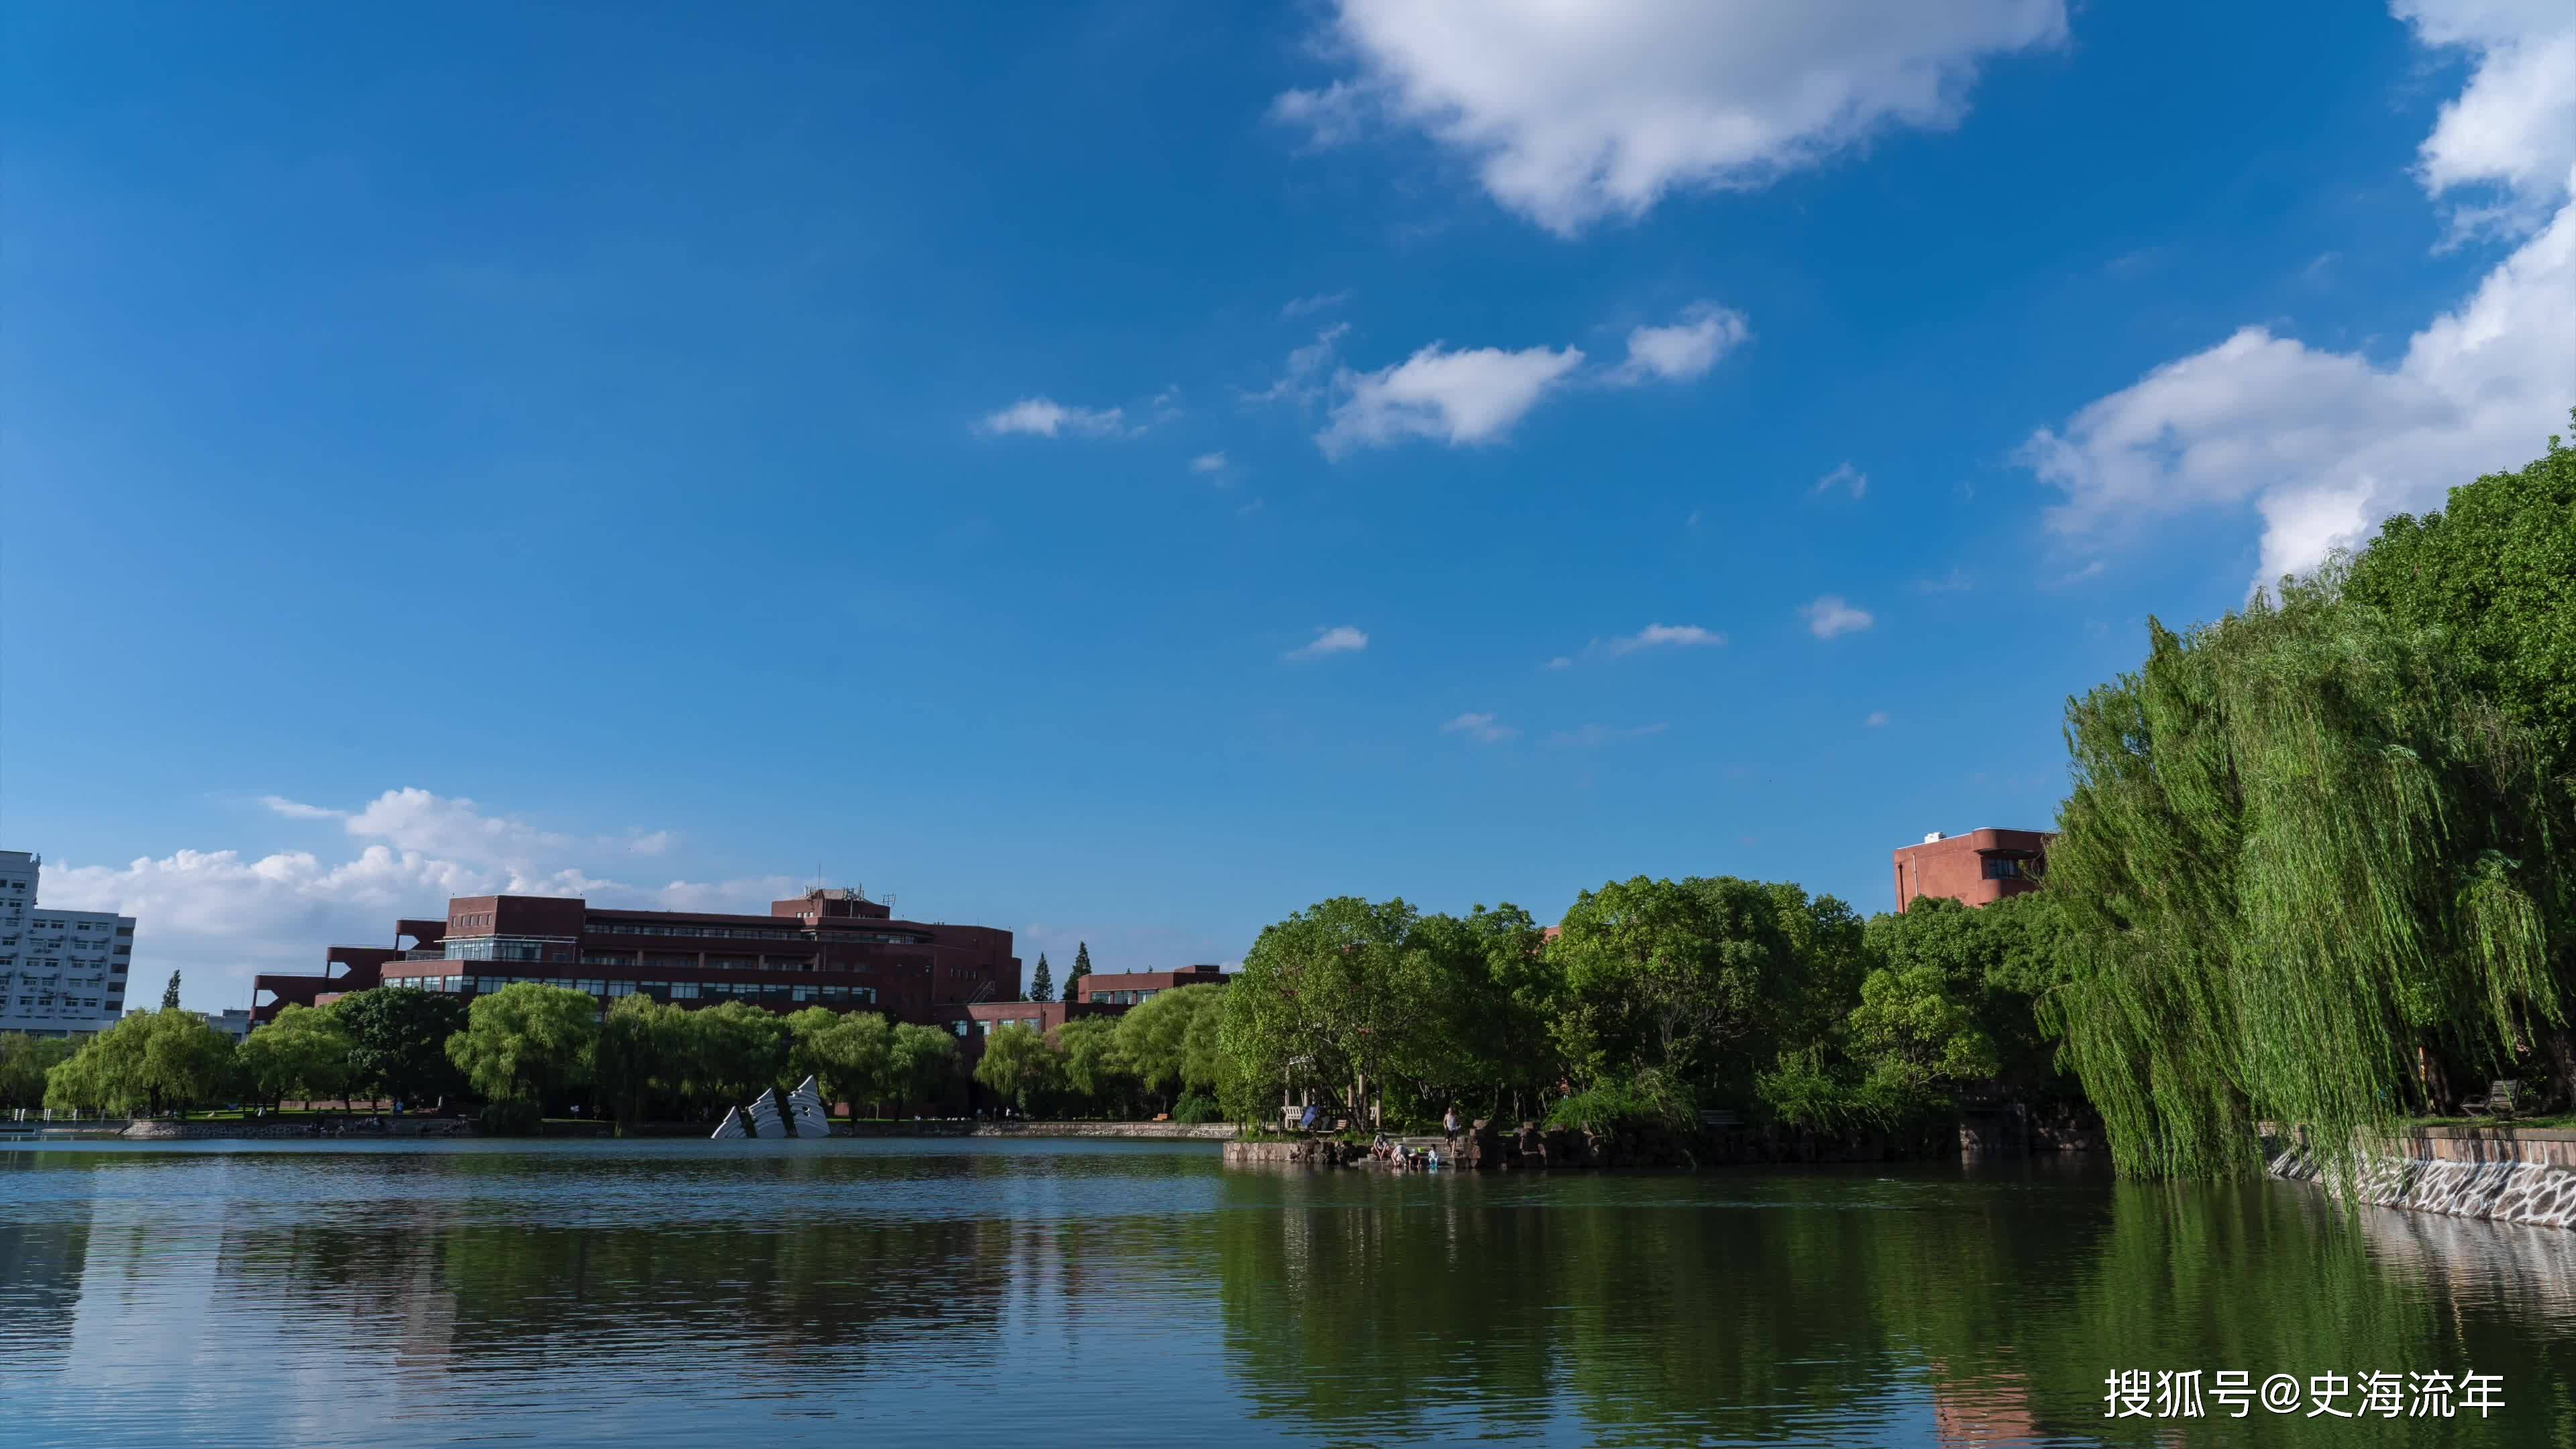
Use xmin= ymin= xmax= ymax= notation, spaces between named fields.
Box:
xmin=2041 ymin=572 xmax=2568 ymax=1180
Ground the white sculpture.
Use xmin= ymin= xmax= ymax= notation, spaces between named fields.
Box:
xmin=710 ymin=1106 xmax=750 ymax=1140
xmin=788 ymin=1075 xmax=835 ymax=1138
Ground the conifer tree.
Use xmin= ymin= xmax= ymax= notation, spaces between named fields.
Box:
xmin=160 ymin=971 xmax=182 ymax=1012
xmin=1029 ymin=952 xmax=1054 ymax=1004
xmin=1069 ymin=942 xmax=1092 ymax=997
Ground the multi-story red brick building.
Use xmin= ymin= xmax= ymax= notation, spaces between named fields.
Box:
xmin=250 ymin=886 xmax=1018 ymax=1028
xmin=1890 ymin=828 xmax=2052 ymax=912
xmin=961 ymin=966 xmax=1229 ymax=1054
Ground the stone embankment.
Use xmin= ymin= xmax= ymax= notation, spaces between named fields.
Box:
xmin=1224 ymin=1116 xmax=2059 ymax=1171
xmin=2267 ymin=1126 xmax=2575 ymax=1230
xmin=121 ymin=1118 xmax=474 ymax=1140
xmin=969 ymin=1120 xmax=1238 ymax=1140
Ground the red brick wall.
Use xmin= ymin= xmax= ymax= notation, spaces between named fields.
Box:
xmin=1890 ymin=828 xmax=2052 ymax=912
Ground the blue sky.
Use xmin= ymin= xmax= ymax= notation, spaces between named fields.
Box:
xmin=5 ymin=2 xmax=2569 ymax=1012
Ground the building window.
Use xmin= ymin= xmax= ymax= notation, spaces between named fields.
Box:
xmin=1982 ymin=856 xmax=2025 ymax=880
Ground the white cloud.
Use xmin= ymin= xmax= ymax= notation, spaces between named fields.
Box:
xmin=977 ymin=396 xmax=1130 ymax=439
xmin=1813 ymin=462 xmax=1868 ymax=499
xmin=1606 ymin=622 xmax=1725 ymax=655
xmin=1865 ymin=710 xmax=1890 ymax=727
xmin=2402 ymin=0 xmax=2576 ymax=243
xmin=1441 ymin=711 xmax=1519 ymax=743
xmin=1191 ymin=451 xmax=1228 ymax=474
xmin=1282 ymin=290 xmax=1354 ymax=318
xmin=1543 ymin=655 xmax=1574 ymax=669
xmin=1802 ymin=596 xmax=1875 ymax=639
xmin=1318 ymin=341 xmax=1586 ymax=455
xmin=1285 ymin=625 xmax=1370 ymax=661
xmin=1275 ymin=0 xmax=2066 ymax=234
xmin=1548 ymin=721 xmax=1670 ymax=747
xmin=41 ymin=790 xmax=791 ymax=1012
xmin=1248 ymin=323 xmax=1350 ymax=407
xmin=2023 ymin=3 xmax=2576 ymax=589
xmin=1607 ymin=303 xmax=1750 ymax=384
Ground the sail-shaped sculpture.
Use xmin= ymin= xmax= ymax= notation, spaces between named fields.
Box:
xmin=747 ymin=1087 xmax=786 ymax=1138
xmin=788 ymin=1075 xmax=836 ymax=1138
xmin=710 ymin=1106 xmax=751 ymax=1140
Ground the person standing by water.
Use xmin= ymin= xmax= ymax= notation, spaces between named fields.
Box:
xmin=1442 ymin=1106 xmax=1460 ymax=1147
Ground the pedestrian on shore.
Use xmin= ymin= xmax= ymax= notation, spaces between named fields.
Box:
xmin=1443 ymin=1106 xmax=1460 ymax=1145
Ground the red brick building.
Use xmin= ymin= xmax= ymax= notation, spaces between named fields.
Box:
xmin=1890 ymin=828 xmax=2052 ymax=912
xmin=252 ymin=886 xmax=1018 ymax=1027
xmin=1069 ymin=964 xmax=1226 ymax=1005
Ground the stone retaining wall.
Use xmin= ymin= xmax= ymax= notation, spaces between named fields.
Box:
xmin=970 ymin=1121 xmax=1239 ymax=1140
xmin=2268 ymin=1128 xmax=2575 ymax=1231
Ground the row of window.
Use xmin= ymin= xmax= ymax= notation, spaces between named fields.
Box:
xmin=1087 ymin=989 xmax=1161 ymax=1006
xmin=384 ymin=975 xmax=881 ymax=1006
xmin=582 ymin=918 xmax=930 ymax=946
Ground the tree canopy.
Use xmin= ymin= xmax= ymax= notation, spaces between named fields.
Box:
xmin=335 ymin=987 xmax=468 ymax=1106
xmin=445 ymin=983 xmax=599 ymax=1108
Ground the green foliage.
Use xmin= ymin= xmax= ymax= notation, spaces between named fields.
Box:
xmin=235 ymin=1003 xmax=357 ymax=1107
xmin=682 ymin=1000 xmax=789 ymax=1107
xmin=2341 ymin=421 xmax=2575 ymax=757
xmin=1171 ymin=1090 xmax=1223 ymax=1124
xmin=1070 ymin=941 xmax=1091 ymax=987
xmin=885 ymin=1021 xmax=961 ymax=1108
xmin=0 ymin=1033 xmax=76 ymax=1109
xmin=1551 ymin=875 xmax=1793 ymax=1093
xmin=785 ymin=1006 xmax=894 ymax=1118
xmin=972 ymin=1021 xmax=1059 ymax=1114
xmin=331 ymin=987 xmax=468 ymax=1105
xmin=1220 ymin=897 xmax=1467 ymax=1122
xmin=596 ymin=994 xmax=690 ymax=1129
xmin=160 ymin=971 xmax=181 ymax=1011
xmin=46 ymin=1008 xmax=237 ymax=1117
xmin=1054 ymin=1016 xmax=1134 ymax=1111
xmin=445 ymin=983 xmax=598 ymax=1112
xmin=1028 ymin=951 xmax=1053 ymax=1003
xmin=2043 ymin=578 xmax=2567 ymax=1180
xmin=1115 ymin=985 xmax=1223 ymax=1105
xmin=1543 ymin=1071 xmax=1696 ymax=1135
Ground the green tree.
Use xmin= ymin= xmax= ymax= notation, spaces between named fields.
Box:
xmin=0 ymin=1033 xmax=76 ymax=1110
xmin=1220 ymin=897 xmax=1452 ymax=1127
xmin=596 ymin=994 xmax=689 ymax=1130
xmin=45 ymin=1009 xmax=235 ymax=1118
xmin=445 ymin=983 xmax=599 ymax=1118
xmin=1028 ymin=952 xmax=1054 ymax=1004
xmin=972 ymin=1021 xmax=1059 ymax=1115
xmin=680 ymin=1000 xmax=789 ymax=1110
xmin=1845 ymin=962 xmax=1999 ymax=1113
xmin=333 ymin=987 xmax=469 ymax=1108
xmin=1069 ymin=941 xmax=1092 ymax=997
xmin=2043 ymin=582 xmax=2567 ymax=1180
xmin=1054 ymin=1016 xmax=1134 ymax=1114
xmin=160 ymin=971 xmax=182 ymax=1011
xmin=885 ymin=1022 xmax=961 ymax=1112
xmin=1550 ymin=876 xmax=1794 ymax=1110
xmin=2341 ymin=421 xmax=2575 ymax=756
xmin=785 ymin=1006 xmax=894 ymax=1119
xmin=235 ymin=1003 xmax=357 ymax=1110
xmin=1116 ymin=985 xmax=1228 ymax=1110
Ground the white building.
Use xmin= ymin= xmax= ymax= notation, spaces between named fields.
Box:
xmin=202 ymin=1008 xmax=253 ymax=1043
xmin=0 ymin=851 xmax=136 ymax=1038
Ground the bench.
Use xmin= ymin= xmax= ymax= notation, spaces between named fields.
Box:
xmin=2460 ymin=1081 xmax=2518 ymax=1121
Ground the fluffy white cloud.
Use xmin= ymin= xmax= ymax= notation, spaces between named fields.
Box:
xmin=1191 ymin=451 xmax=1228 ymax=474
xmin=1813 ymin=462 xmax=1868 ymax=499
xmin=1606 ymin=622 xmax=1726 ymax=655
xmin=42 ymin=790 xmax=795 ymax=1012
xmin=1865 ymin=710 xmax=1891 ymax=727
xmin=1277 ymin=0 xmax=2066 ymax=234
xmin=1285 ymin=625 xmax=1371 ymax=661
xmin=1318 ymin=341 xmax=1586 ymax=455
xmin=1441 ymin=711 xmax=1518 ymax=743
xmin=977 ymin=396 xmax=1130 ymax=438
xmin=2024 ymin=3 xmax=2576 ymax=588
xmin=1248 ymin=323 xmax=1350 ymax=407
xmin=1802 ymin=596 xmax=1876 ymax=638
xmin=1608 ymin=303 xmax=1750 ymax=383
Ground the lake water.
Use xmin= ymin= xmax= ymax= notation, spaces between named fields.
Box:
xmin=1 ymin=1139 xmax=2569 ymax=1446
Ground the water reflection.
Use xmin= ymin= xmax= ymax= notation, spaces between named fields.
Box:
xmin=0 ymin=1142 xmax=2567 ymax=1447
